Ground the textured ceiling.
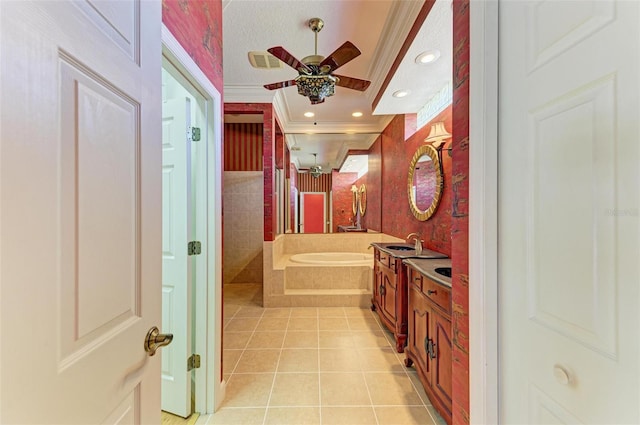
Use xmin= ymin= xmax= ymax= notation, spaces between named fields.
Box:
xmin=222 ymin=0 xmax=452 ymax=171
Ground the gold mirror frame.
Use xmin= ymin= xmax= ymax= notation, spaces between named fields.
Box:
xmin=407 ymin=144 xmax=443 ymax=221
xmin=352 ymin=186 xmax=358 ymax=216
xmin=359 ymin=184 xmax=367 ymax=216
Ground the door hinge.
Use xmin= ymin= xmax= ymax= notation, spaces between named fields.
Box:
xmin=191 ymin=127 xmax=201 ymax=142
xmin=187 ymin=354 xmax=201 ymax=371
xmin=188 ymin=241 xmax=201 ymax=256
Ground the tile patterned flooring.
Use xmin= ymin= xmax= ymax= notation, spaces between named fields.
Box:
xmin=197 ymin=284 xmax=446 ymax=425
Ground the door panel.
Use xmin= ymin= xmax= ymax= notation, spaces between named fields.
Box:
xmin=381 ymin=268 xmax=397 ymax=323
xmin=499 ymin=1 xmax=639 ymax=422
xmin=301 ymin=192 xmax=325 ymax=233
xmin=0 ymin=1 xmax=161 ymax=423
xmin=432 ymin=313 xmax=452 ymax=406
xmin=161 ymin=96 xmax=193 ymax=417
xmin=408 ymin=285 xmax=430 ymax=377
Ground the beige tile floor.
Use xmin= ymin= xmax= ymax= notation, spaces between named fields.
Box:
xmin=197 ymin=284 xmax=446 ymax=425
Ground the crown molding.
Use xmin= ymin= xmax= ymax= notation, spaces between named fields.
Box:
xmin=365 ymin=0 xmax=425 ymax=107
xmin=223 ymin=85 xmax=275 ymax=103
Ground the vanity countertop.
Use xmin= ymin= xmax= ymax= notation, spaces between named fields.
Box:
xmin=337 ymin=225 xmax=367 ymax=232
xmin=403 ymin=258 xmax=452 ymax=288
xmin=370 ymin=242 xmax=449 ymax=260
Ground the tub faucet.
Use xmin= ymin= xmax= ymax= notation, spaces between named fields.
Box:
xmin=406 ymin=232 xmax=423 ymax=255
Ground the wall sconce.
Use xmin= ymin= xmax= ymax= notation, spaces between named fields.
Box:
xmin=424 ymin=121 xmax=452 ymax=175
xmin=424 ymin=121 xmax=452 ymax=147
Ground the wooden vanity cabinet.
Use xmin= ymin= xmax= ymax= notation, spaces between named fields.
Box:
xmin=371 ymin=247 xmax=408 ymax=352
xmin=405 ymin=267 xmax=452 ymax=425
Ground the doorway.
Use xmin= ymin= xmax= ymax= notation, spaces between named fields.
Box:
xmin=300 ymin=192 xmax=327 ymax=233
xmin=161 ymin=25 xmax=225 ymax=416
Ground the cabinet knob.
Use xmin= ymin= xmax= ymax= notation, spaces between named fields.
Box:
xmin=427 ymin=289 xmax=437 ymax=295
xmin=553 ymin=364 xmax=571 ymax=385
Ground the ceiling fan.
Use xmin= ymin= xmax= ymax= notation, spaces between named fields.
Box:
xmin=263 ymin=18 xmax=371 ymax=105
xmin=309 ymin=153 xmax=322 ymax=178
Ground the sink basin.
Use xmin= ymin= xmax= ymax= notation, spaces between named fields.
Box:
xmin=434 ymin=267 xmax=452 ymax=278
xmin=385 ymin=245 xmax=414 ymax=251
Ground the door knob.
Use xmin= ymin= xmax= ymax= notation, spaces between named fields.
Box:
xmin=144 ymin=326 xmax=173 ymax=356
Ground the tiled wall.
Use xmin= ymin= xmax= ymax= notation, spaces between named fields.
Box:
xmin=162 ymin=0 xmax=223 ymax=93
xmin=224 ymin=103 xmax=277 ymax=241
xmin=223 ymin=172 xmax=264 ymax=284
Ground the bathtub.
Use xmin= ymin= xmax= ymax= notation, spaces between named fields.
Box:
xmin=289 ymin=252 xmax=373 ymax=266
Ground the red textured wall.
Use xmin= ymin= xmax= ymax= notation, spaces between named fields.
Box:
xmin=380 ymin=108 xmax=453 ymax=256
xmin=358 ymin=135 xmax=382 ymax=232
xmin=275 ymin=129 xmax=284 ymax=170
xmin=452 ymin=0 xmax=470 ymax=423
xmin=162 ymin=0 xmax=223 ymax=93
xmin=331 ymin=171 xmax=359 ymax=232
xmin=224 ymin=123 xmax=263 ymax=171
xmin=224 ymin=103 xmax=276 ymax=241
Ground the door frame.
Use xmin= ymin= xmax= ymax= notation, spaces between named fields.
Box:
xmin=468 ymin=1 xmax=499 ymax=424
xmin=300 ymin=191 xmax=327 ymax=233
xmin=162 ymin=25 xmax=225 ymax=414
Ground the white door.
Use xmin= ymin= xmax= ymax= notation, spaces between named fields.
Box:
xmin=499 ymin=1 xmax=639 ymax=423
xmin=161 ymin=96 xmax=193 ymax=417
xmin=0 ymin=1 xmax=162 ymax=424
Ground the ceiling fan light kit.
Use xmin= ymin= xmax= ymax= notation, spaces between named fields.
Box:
xmin=310 ymin=153 xmax=322 ymax=178
xmin=262 ymin=17 xmax=371 ymax=105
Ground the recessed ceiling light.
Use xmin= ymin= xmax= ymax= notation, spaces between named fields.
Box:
xmin=304 ymin=111 xmax=315 ymax=118
xmin=352 ymin=111 xmax=363 ymax=117
xmin=393 ymin=90 xmax=411 ymax=98
xmin=415 ymin=49 xmax=441 ymax=64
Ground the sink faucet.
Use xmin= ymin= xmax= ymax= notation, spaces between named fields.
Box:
xmin=405 ymin=232 xmax=423 ymax=255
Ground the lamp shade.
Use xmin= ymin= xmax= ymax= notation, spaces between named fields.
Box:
xmin=424 ymin=122 xmax=451 ymax=143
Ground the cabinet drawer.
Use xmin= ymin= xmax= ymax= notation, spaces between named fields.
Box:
xmin=409 ymin=270 xmax=423 ymax=292
xmin=422 ymin=277 xmax=451 ymax=314
xmin=377 ymin=252 xmax=392 ymax=269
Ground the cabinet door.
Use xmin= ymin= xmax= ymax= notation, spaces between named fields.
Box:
xmin=381 ymin=266 xmax=397 ymax=322
xmin=408 ymin=284 xmax=431 ymax=379
xmin=431 ymin=312 xmax=453 ymax=408
xmin=373 ymin=264 xmax=382 ymax=306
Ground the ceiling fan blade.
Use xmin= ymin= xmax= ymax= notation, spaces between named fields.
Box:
xmin=319 ymin=41 xmax=361 ymax=72
xmin=333 ymin=74 xmax=371 ymax=91
xmin=267 ymin=46 xmax=312 ymax=74
xmin=264 ymin=80 xmax=297 ymax=90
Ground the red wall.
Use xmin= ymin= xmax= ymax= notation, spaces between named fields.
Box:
xmin=379 ymin=108 xmax=453 ymax=256
xmin=224 ymin=123 xmax=263 ymax=171
xmin=332 ymin=171 xmax=359 ymax=232
xmin=162 ymin=0 xmax=223 ymax=93
xmin=451 ymin=0 xmax=470 ymax=423
xmin=358 ymin=136 xmax=382 ymax=232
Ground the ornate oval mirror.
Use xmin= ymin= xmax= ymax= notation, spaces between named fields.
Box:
xmin=407 ymin=144 xmax=443 ymax=221
xmin=352 ymin=185 xmax=358 ymax=216
xmin=359 ymin=184 xmax=367 ymax=216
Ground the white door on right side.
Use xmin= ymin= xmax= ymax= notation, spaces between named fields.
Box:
xmin=499 ymin=1 xmax=639 ymax=423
